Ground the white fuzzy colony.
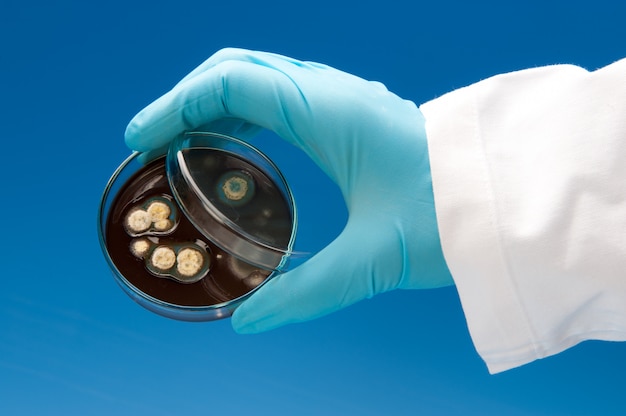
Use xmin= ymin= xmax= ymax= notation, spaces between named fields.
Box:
xmin=147 ymin=201 xmax=171 ymax=222
xmin=176 ymin=248 xmax=205 ymax=277
xmin=153 ymin=219 xmax=172 ymax=231
xmin=125 ymin=209 xmax=152 ymax=233
xmin=130 ymin=238 xmax=151 ymax=258
xmin=150 ymin=246 xmax=176 ymax=270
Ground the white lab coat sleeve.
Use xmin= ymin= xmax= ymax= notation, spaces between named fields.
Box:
xmin=420 ymin=58 xmax=626 ymax=374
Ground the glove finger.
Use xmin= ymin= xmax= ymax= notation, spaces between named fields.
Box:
xmin=194 ymin=117 xmax=263 ymax=140
xmin=231 ymin=218 xmax=404 ymax=334
xmin=173 ymin=48 xmax=327 ymax=88
xmin=124 ymin=48 xmax=307 ymax=152
xmin=124 ymin=59 xmax=313 ymax=150
xmin=135 ymin=119 xmax=262 ymax=165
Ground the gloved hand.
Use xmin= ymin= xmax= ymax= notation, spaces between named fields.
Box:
xmin=125 ymin=48 xmax=453 ymax=333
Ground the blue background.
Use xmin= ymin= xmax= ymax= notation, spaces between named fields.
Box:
xmin=1 ymin=0 xmax=625 ymax=414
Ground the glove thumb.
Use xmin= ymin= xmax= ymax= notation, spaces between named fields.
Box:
xmin=231 ymin=217 xmax=405 ymax=333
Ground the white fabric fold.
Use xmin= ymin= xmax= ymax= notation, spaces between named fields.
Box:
xmin=421 ymin=58 xmax=626 ymax=373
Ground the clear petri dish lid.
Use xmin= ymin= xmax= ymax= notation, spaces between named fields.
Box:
xmin=166 ymin=131 xmax=302 ymax=271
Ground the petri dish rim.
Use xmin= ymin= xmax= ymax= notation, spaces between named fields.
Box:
xmin=97 ymin=150 xmax=288 ymax=321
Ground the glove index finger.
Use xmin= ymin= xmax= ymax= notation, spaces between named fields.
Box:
xmin=173 ymin=48 xmax=295 ymax=88
xmin=124 ymin=71 xmax=224 ymax=151
xmin=124 ymin=57 xmax=316 ymax=154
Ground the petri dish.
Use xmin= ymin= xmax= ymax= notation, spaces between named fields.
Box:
xmin=97 ymin=132 xmax=299 ymax=321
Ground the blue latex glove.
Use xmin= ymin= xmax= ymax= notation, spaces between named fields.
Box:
xmin=125 ymin=48 xmax=453 ymax=333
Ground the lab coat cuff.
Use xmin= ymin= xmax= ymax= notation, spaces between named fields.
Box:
xmin=420 ymin=88 xmax=539 ymax=374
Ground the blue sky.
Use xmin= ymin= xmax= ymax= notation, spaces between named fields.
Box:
xmin=1 ymin=0 xmax=625 ymax=414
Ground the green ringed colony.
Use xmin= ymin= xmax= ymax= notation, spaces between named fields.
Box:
xmin=216 ymin=170 xmax=255 ymax=206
